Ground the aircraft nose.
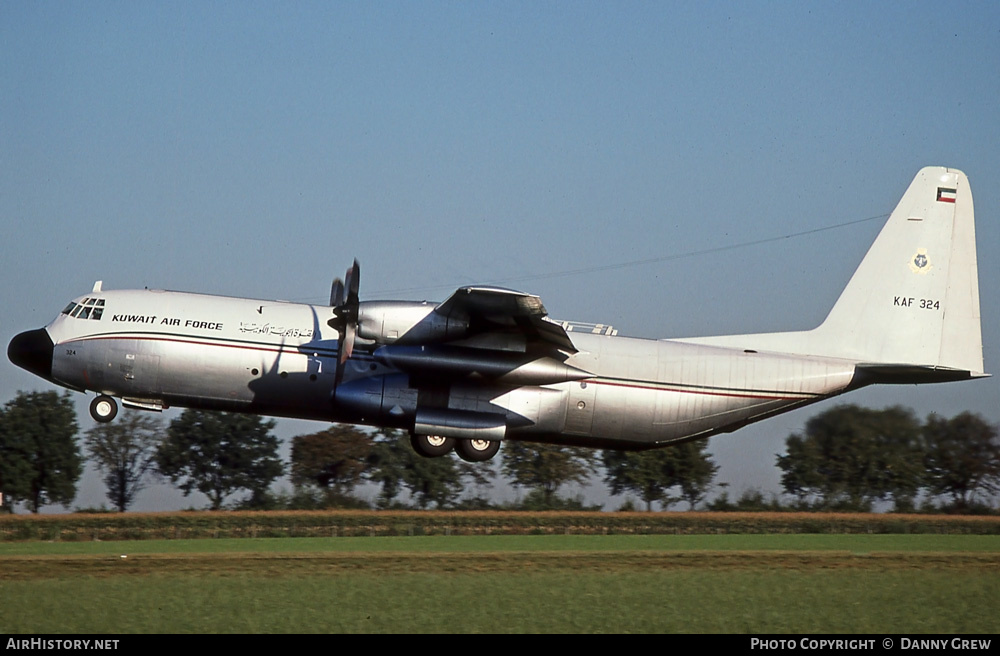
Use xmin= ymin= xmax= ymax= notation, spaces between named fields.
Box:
xmin=8 ymin=328 xmax=54 ymax=381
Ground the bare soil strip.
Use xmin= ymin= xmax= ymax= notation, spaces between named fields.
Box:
xmin=4 ymin=550 xmax=998 ymax=580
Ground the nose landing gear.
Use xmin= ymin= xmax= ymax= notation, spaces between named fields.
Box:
xmin=89 ymin=395 xmax=118 ymax=422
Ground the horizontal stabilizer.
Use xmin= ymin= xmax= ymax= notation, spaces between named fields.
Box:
xmin=853 ymin=364 xmax=987 ymax=385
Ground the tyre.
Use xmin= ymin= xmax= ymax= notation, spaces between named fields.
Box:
xmin=410 ymin=433 xmax=455 ymax=458
xmin=89 ymin=395 xmax=118 ymax=423
xmin=454 ymin=438 xmax=501 ymax=462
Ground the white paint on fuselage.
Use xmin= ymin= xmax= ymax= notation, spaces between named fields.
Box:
xmin=49 ymin=289 xmax=345 ymax=420
xmin=43 ymin=288 xmax=861 ymax=448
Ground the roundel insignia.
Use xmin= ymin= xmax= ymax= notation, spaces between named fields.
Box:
xmin=909 ymin=248 xmax=932 ymax=274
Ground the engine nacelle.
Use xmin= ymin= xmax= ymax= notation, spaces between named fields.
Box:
xmin=356 ymin=301 xmax=469 ymax=345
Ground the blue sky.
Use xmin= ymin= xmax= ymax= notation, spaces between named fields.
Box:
xmin=3 ymin=2 xmax=998 ymax=510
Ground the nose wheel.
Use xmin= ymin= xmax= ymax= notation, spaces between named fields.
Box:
xmin=89 ymin=395 xmax=118 ymax=423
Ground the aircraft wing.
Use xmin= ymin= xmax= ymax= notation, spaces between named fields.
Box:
xmin=434 ymin=286 xmax=577 ymax=353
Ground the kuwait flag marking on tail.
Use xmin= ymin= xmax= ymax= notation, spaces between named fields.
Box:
xmin=937 ymin=187 xmax=957 ymax=203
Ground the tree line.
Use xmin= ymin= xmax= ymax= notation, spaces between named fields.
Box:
xmin=775 ymin=405 xmax=1000 ymax=513
xmin=0 ymin=390 xmax=997 ymax=514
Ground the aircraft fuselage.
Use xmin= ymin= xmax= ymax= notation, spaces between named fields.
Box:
xmin=15 ymin=287 xmax=859 ymax=449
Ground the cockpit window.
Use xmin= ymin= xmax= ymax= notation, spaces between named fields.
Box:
xmin=62 ymin=298 xmax=105 ymax=320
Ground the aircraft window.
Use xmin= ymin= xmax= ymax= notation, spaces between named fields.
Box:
xmin=64 ymin=298 xmax=105 ymax=320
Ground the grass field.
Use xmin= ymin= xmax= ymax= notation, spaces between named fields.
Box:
xmin=1 ymin=534 xmax=997 ymax=633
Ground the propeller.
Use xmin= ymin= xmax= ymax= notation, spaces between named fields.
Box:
xmin=328 ymin=260 xmax=360 ymax=382
xmin=329 ymin=279 xmax=344 ymax=308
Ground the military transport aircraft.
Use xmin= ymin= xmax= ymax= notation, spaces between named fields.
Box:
xmin=8 ymin=167 xmax=987 ymax=462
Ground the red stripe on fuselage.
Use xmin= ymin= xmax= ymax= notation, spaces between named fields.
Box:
xmin=64 ymin=333 xmax=814 ymax=401
xmin=65 ymin=333 xmax=339 ymax=358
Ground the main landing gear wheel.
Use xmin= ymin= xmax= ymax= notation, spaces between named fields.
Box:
xmin=89 ymin=395 xmax=118 ymax=423
xmin=454 ymin=438 xmax=501 ymax=462
xmin=410 ymin=433 xmax=455 ymax=458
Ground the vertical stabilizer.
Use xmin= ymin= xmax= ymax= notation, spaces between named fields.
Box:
xmin=814 ymin=167 xmax=983 ymax=373
xmin=680 ymin=167 xmax=985 ymax=378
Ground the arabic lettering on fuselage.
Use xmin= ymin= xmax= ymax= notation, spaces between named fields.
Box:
xmin=238 ymin=322 xmax=314 ymax=339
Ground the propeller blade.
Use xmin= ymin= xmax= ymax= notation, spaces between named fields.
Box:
xmin=344 ymin=259 xmax=360 ymax=307
xmin=329 ymin=278 xmax=344 ymax=308
xmin=341 ymin=322 xmax=356 ymax=364
xmin=334 ymin=321 xmax=356 ymax=385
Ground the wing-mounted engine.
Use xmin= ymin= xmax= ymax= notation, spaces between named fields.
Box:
xmin=329 ymin=265 xmax=581 ymax=367
xmin=328 ymin=262 xmax=591 ymax=459
xmin=328 ymin=263 xmax=477 ymax=376
xmin=355 ymin=300 xmax=469 ymax=346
